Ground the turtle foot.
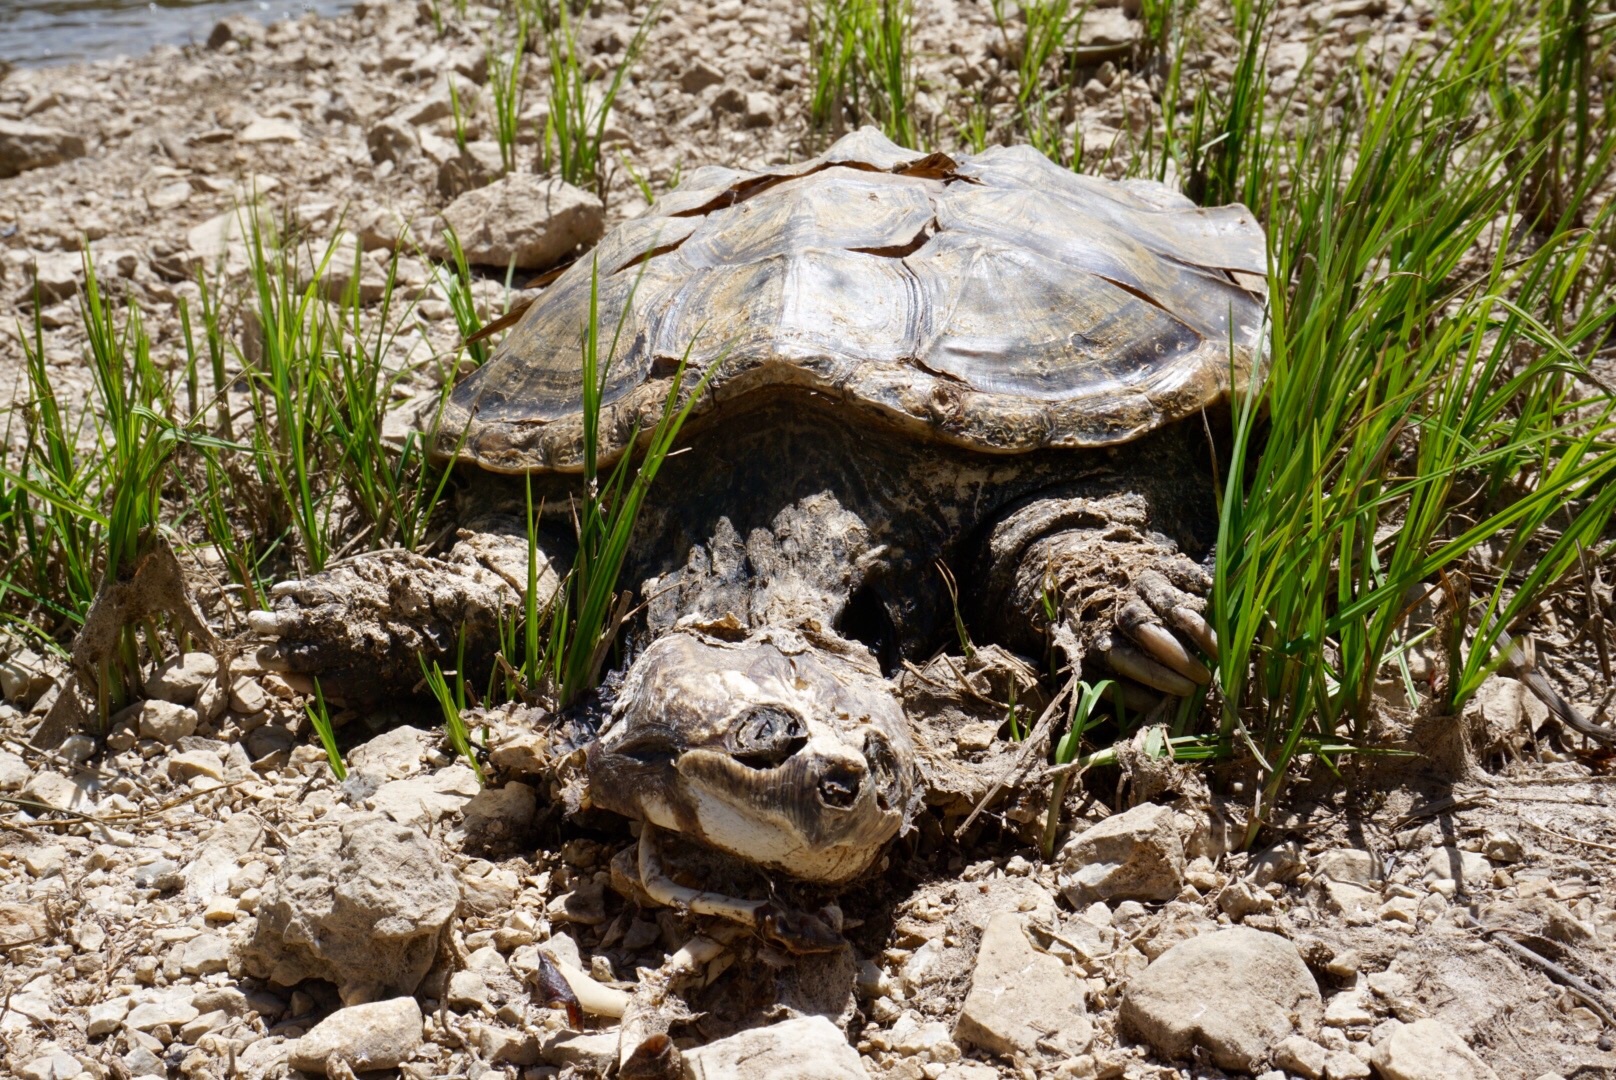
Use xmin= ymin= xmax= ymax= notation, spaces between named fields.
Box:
xmin=247 ymin=546 xmax=522 ymax=697
xmin=1098 ymin=565 xmax=1218 ymax=699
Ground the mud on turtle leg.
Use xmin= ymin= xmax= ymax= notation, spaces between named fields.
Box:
xmin=245 ymin=514 xmax=560 ymax=696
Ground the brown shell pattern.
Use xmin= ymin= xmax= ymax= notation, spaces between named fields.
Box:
xmin=437 ymin=127 xmax=1268 ymax=474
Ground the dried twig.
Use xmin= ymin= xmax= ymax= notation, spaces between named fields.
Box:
xmin=1462 ymin=913 xmax=1616 ymax=1030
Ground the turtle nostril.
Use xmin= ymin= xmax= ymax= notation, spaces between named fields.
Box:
xmin=729 ymin=705 xmax=808 ymax=769
xmin=817 ymin=762 xmax=864 ymax=809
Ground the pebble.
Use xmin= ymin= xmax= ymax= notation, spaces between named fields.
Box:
xmin=287 ymin=997 xmax=424 ymax=1074
xmin=682 ymin=1016 xmax=868 ymax=1079
xmin=1370 ymin=1018 xmax=1500 ymax=1080
xmin=1056 ymin=802 xmax=1186 ymax=904
xmin=144 ymin=652 xmax=217 ymax=705
xmin=956 ymin=911 xmax=1092 ymax=1060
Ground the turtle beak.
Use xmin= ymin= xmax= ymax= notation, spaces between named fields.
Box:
xmin=587 ymin=627 xmax=917 ymax=884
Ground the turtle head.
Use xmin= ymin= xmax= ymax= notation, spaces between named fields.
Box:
xmin=586 ymin=626 xmax=918 ymax=885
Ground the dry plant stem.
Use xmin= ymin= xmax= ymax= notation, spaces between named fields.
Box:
xmin=955 ymin=675 xmax=1075 ymax=839
xmin=1496 ymin=625 xmax=1616 ymax=746
xmin=1462 ymin=913 xmax=1616 ymax=1030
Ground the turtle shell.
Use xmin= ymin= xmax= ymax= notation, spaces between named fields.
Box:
xmin=438 ymin=128 xmax=1267 ymax=474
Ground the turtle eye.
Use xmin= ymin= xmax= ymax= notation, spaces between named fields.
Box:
xmin=728 ymin=705 xmax=808 ymax=769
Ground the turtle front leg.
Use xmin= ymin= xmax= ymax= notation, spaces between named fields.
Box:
xmin=980 ymin=489 xmax=1218 ymax=702
xmin=247 ymin=515 xmax=561 ymax=697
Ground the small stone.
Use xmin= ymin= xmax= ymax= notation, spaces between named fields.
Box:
xmin=0 ymin=119 xmax=86 ymax=178
xmin=1057 ymin=802 xmax=1186 ymax=903
xmin=1323 ymin=991 xmax=1374 ymax=1027
xmin=1247 ymin=840 xmax=1305 ymax=885
xmin=742 ymin=91 xmax=777 ymax=128
xmin=461 ymin=782 xmax=536 ymax=841
xmin=428 ymin=175 xmax=605 ymax=271
xmin=144 ymin=653 xmax=217 ymax=705
xmin=23 ymin=771 xmax=92 ymax=813
xmin=237 ymin=117 xmax=301 ymax=143
xmin=287 ymin=997 xmax=424 ymax=1074
xmin=475 ymin=1023 xmax=540 ymax=1065
xmin=956 ymin=911 xmax=1092 ymax=1060
xmin=1422 ymin=847 xmax=1490 ymax=891
xmin=127 ymin=997 xmax=200 ymax=1032
xmin=348 ymin=726 xmax=435 ymax=781
xmin=179 ymin=932 xmax=230 ymax=975
xmin=203 ymin=895 xmax=240 ymax=923
xmin=447 ymin=970 xmax=490 ymax=1012
xmin=19 ymin=1052 xmax=83 ymax=1080
xmin=541 ymin=1030 xmax=619 ymax=1071
xmin=24 ymin=844 xmax=68 ymax=878
xmin=123 ymin=699 xmax=198 ymax=744
xmin=1120 ymin=927 xmax=1324 ymax=1073
xmin=1370 ymin=1019 xmax=1499 ymax=1080
xmin=682 ymin=1016 xmax=867 ymax=1079
xmin=0 ymin=749 xmax=29 ymax=790
xmin=1274 ymin=1034 xmax=1329 ymax=1080
xmin=122 ymin=1047 xmax=164 ymax=1077
xmin=680 ymin=60 xmax=723 ymax=93
xmin=179 ymin=1010 xmax=227 ymax=1043
xmin=229 ymin=676 xmax=269 ymax=715
xmin=1315 ymin=848 xmax=1381 ymax=886
xmin=167 ymin=750 xmax=226 ymax=782
xmin=0 ymin=648 xmax=54 ymax=704
xmin=1324 ymin=1050 xmax=1372 ymax=1079
xmin=87 ymin=997 xmax=133 ymax=1036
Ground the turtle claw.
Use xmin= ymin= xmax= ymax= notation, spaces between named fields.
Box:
xmin=1106 ymin=565 xmax=1217 ymax=698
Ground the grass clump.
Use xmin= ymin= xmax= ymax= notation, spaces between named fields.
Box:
xmin=535 ymin=0 xmax=662 ymax=197
xmin=806 ymin=0 xmax=918 ymax=147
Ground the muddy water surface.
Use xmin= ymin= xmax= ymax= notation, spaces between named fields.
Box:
xmin=0 ymin=0 xmax=351 ymax=67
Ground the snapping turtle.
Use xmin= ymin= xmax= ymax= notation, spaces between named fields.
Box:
xmin=251 ymin=128 xmax=1266 ymax=942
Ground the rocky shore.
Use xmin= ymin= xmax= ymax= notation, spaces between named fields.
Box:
xmin=1 ymin=2 xmax=1614 ymax=1079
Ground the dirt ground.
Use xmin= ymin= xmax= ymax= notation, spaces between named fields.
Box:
xmin=1 ymin=1 xmax=1614 ymax=1078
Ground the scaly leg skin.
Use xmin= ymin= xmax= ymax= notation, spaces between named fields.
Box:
xmin=981 ymin=490 xmax=1218 ymax=705
xmin=246 ymin=516 xmax=560 ymax=697
xmin=635 ymin=825 xmax=844 ymax=955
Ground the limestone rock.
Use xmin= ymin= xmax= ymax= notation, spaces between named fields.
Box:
xmin=1120 ymin=926 xmax=1323 ymax=1072
xmin=243 ymin=814 xmax=459 ymax=1001
xmin=1369 ymin=1019 xmax=1499 ymax=1080
xmin=118 ymin=699 xmax=198 ymax=744
xmin=237 ymin=117 xmax=301 ymax=143
xmin=287 ymin=997 xmax=423 ymax=1075
xmin=682 ymin=1016 xmax=867 ymax=1080
xmin=1057 ymin=802 xmax=1185 ymax=903
xmin=347 ymin=725 xmax=436 ymax=781
xmin=956 ymin=911 xmax=1092 ymax=1060
xmin=0 ymin=119 xmax=86 ymax=178
xmin=144 ymin=652 xmax=217 ymax=705
xmin=429 ymin=175 xmax=604 ymax=270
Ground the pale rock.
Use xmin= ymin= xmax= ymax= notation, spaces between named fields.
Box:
xmin=429 ymin=175 xmax=605 ymax=270
xmin=474 ymin=1022 xmax=540 ymax=1065
xmin=25 ymin=844 xmax=68 ymax=877
xmin=541 ymin=1030 xmax=619 ymax=1071
xmin=0 ymin=119 xmax=86 ymax=178
xmin=1247 ymin=840 xmax=1305 ymax=886
xmin=23 ymin=770 xmax=93 ymax=813
xmin=367 ymin=116 xmax=420 ymax=164
xmin=1470 ymin=674 xmax=1548 ymax=755
xmin=179 ymin=1009 xmax=228 ymax=1043
xmin=680 ymin=60 xmax=724 ymax=93
xmin=229 ymin=676 xmax=269 ymax=715
xmin=127 ymin=699 xmax=198 ymax=744
xmin=144 ymin=653 xmax=216 ymax=705
xmin=460 ymin=781 xmax=536 ymax=841
xmin=18 ymin=1051 xmax=82 ymax=1080
xmin=1323 ymin=990 xmax=1374 ymax=1027
xmin=369 ymin=764 xmax=481 ymax=827
xmin=0 ymin=902 xmax=50 ymax=948
xmin=127 ymin=996 xmax=200 ymax=1031
xmin=237 ymin=117 xmax=301 ymax=143
xmin=147 ymin=181 xmax=192 ymax=210
xmin=0 ymin=647 xmax=54 ymax=703
xmin=347 ymin=725 xmax=436 ymax=780
xmin=682 ymin=1016 xmax=868 ymax=1079
xmin=1120 ymin=926 xmax=1323 ymax=1072
xmin=184 ymin=811 xmax=264 ymax=902
xmin=956 ymin=911 xmax=1092 ymax=1060
xmin=1482 ymin=828 xmax=1524 ymax=863
xmin=1370 ymin=1019 xmax=1498 ymax=1080
xmin=1315 ymin=848 xmax=1381 ymax=886
xmin=1422 ymin=847 xmax=1490 ymax=890
xmin=122 ymin=1047 xmax=164 ymax=1077
xmin=1057 ymin=802 xmax=1185 ymax=903
xmin=1324 ymin=1050 xmax=1371 ymax=1079
xmin=203 ymin=895 xmax=240 ymax=923
xmin=1273 ymin=1034 xmax=1329 ymax=1079
xmin=0 ymin=749 xmax=29 ymax=790
xmin=23 ymin=252 xmax=80 ymax=303
xmin=287 ymin=997 xmax=423 ymax=1074
xmin=167 ymin=750 xmax=226 ymax=782
xmin=179 ymin=932 xmax=231 ymax=975
xmin=86 ymin=996 xmax=132 ymax=1036
xmin=1076 ymin=6 xmax=1139 ymax=51
xmin=743 ymin=90 xmax=777 ymax=127
xmin=243 ymin=814 xmax=458 ymax=1001
xmin=447 ymin=969 xmax=490 ymax=1011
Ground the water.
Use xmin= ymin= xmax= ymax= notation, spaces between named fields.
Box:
xmin=0 ymin=0 xmax=354 ymax=68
